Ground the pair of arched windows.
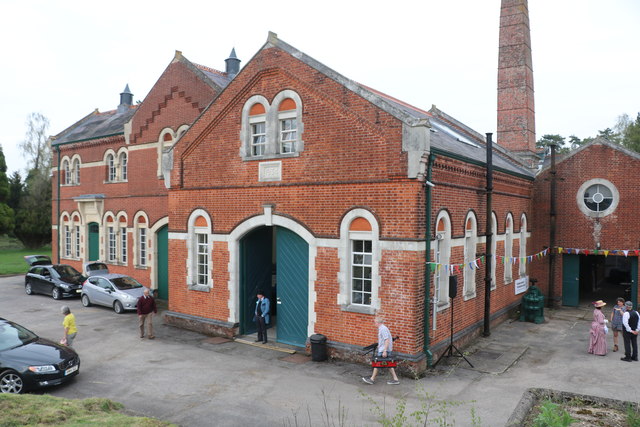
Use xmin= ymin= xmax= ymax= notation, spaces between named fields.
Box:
xmin=105 ymin=151 xmax=128 ymax=182
xmin=240 ymin=91 xmax=304 ymax=159
xmin=60 ymin=213 xmax=81 ymax=259
xmin=61 ymin=157 xmax=81 ymax=185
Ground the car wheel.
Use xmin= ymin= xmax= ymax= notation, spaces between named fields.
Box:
xmin=81 ymin=294 xmax=91 ymax=307
xmin=25 ymin=283 xmax=33 ymax=295
xmin=52 ymin=287 xmax=62 ymax=300
xmin=0 ymin=370 xmax=24 ymax=394
xmin=113 ymin=300 xmax=124 ymax=314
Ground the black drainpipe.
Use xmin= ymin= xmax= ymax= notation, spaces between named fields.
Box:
xmin=56 ymin=145 xmax=61 ymax=264
xmin=547 ymin=142 xmax=557 ymax=307
xmin=423 ymin=153 xmax=436 ymax=367
xmin=483 ymin=133 xmax=493 ymax=337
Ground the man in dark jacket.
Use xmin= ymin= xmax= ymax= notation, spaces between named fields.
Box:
xmin=621 ymin=300 xmax=640 ymax=362
xmin=253 ymin=290 xmax=270 ymax=344
xmin=137 ymin=288 xmax=157 ymax=339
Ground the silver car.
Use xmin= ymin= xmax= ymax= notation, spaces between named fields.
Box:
xmin=81 ymin=274 xmax=146 ymax=314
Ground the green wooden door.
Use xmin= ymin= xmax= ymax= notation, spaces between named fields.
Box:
xmin=88 ymin=223 xmax=99 ymax=261
xmin=157 ymin=225 xmax=169 ymax=300
xmin=240 ymin=227 xmax=273 ymax=335
xmin=276 ymin=227 xmax=308 ymax=347
xmin=562 ymin=254 xmax=580 ymax=306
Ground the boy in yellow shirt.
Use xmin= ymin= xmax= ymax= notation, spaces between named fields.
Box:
xmin=61 ymin=306 xmax=77 ymax=347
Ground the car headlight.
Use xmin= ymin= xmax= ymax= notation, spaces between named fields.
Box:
xmin=29 ymin=365 xmax=56 ymax=373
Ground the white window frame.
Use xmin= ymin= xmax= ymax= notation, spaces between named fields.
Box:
xmin=434 ymin=211 xmax=452 ymax=309
xmin=72 ymin=157 xmax=80 ymax=185
xmin=107 ymin=154 xmax=116 ymax=182
xmin=107 ymin=225 xmax=116 ymax=262
xmin=195 ymin=232 xmax=209 ymax=286
xmin=64 ymin=225 xmax=71 ymax=257
xmin=250 ymin=118 xmax=267 ymax=156
xmin=576 ymin=178 xmax=619 ymax=218
xmin=338 ymin=209 xmax=380 ymax=314
xmin=62 ymin=159 xmax=71 ymax=185
xmin=119 ymin=152 xmax=128 ymax=181
xmin=350 ymin=234 xmax=373 ymax=306
xmin=120 ymin=225 xmax=128 ymax=264
xmin=463 ymin=212 xmax=477 ymax=300
xmin=187 ymin=209 xmax=213 ymax=291
xmin=490 ymin=212 xmax=497 ymax=290
xmin=504 ymin=214 xmax=514 ymax=284
xmin=74 ymin=224 xmax=81 ymax=258
xmin=519 ymin=214 xmax=527 ymax=278
xmin=240 ymin=91 xmax=304 ymax=160
xmin=278 ymin=111 xmax=297 ymax=154
xmin=138 ymin=227 xmax=147 ymax=267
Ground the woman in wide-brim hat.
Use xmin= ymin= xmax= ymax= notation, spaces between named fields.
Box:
xmin=588 ymin=300 xmax=608 ymax=356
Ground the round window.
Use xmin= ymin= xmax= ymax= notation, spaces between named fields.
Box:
xmin=576 ymin=179 xmax=618 ymax=218
xmin=583 ymin=184 xmax=613 ymax=212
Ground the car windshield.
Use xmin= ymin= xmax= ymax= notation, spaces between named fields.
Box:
xmin=111 ymin=276 xmax=143 ymax=290
xmin=53 ymin=265 xmax=83 ymax=280
xmin=0 ymin=321 xmax=38 ymax=351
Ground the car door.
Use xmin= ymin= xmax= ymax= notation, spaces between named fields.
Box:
xmin=40 ymin=267 xmax=57 ymax=296
xmin=95 ymin=277 xmax=116 ymax=307
xmin=28 ymin=267 xmax=45 ymax=294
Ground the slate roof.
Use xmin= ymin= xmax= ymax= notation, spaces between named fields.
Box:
xmin=264 ymin=32 xmax=534 ymax=179
xmin=52 ymin=107 xmax=137 ymax=146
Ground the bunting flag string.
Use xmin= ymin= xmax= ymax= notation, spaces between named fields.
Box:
xmin=427 ymin=245 xmax=640 ymax=271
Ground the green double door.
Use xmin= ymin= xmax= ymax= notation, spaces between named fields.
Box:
xmin=240 ymin=226 xmax=309 ymax=347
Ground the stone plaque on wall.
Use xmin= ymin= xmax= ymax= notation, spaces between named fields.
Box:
xmin=259 ymin=161 xmax=282 ymax=182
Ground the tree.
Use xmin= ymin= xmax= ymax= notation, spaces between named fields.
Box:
xmin=536 ymin=134 xmax=570 ymax=155
xmin=621 ymin=113 xmax=640 ymax=153
xmin=19 ymin=112 xmax=51 ymax=173
xmin=0 ymin=145 xmax=15 ymax=235
xmin=13 ymin=169 xmax=51 ymax=248
xmin=8 ymin=171 xmax=23 ymax=212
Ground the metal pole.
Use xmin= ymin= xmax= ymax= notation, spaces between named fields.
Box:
xmin=547 ymin=143 xmax=557 ymax=307
xmin=483 ymin=133 xmax=494 ymax=337
xmin=423 ymin=153 xmax=436 ymax=367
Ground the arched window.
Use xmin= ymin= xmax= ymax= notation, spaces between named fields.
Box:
xmin=62 ymin=159 xmax=71 ymax=185
xmin=434 ymin=211 xmax=452 ymax=308
xmin=72 ymin=214 xmax=81 ymax=259
xmin=119 ymin=152 xmax=128 ymax=181
xmin=105 ymin=214 xmax=117 ymax=262
xmin=134 ymin=214 xmax=148 ymax=267
xmin=106 ymin=153 xmax=116 ymax=182
xmin=519 ymin=214 xmax=527 ymax=278
xmin=249 ymin=103 xmax=267 ymax=156
xmin=61 ymin=213 xmax=71 ymax=258
xmin=463 ymin=212 xmax=477 ymax=299
xmin=490 ymin=212 xmax=497 ymax=290
xmin=240 ymin=91 xmax=304 ymax=160
xmin=72 ymin=158 xmax=80 ymax=184
xmin=338 ymin=209 xmax=380 ymax=313
xmin=504 ymin=214 xmax=514 ymax=284
xmin=187 ymin=210 xmax=212 ymax=290
xmin=119 ymin=215 xmax=128 ymax=264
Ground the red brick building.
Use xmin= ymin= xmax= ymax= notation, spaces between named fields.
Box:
xmin=51 ymin=50 xmax=235 ymax=299
xmin=51 ymin=0 xmax=638 ymax=371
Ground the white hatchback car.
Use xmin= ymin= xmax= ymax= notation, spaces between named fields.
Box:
xmin=81 ymin=274 xmax=147 ymax=314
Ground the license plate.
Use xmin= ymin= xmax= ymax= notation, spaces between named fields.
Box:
xmin=65 ymin=365 xmax=78 ymax=375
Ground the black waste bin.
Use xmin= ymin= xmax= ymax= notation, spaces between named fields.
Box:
xmin=310 ymin=334 xmax=327 ymax=362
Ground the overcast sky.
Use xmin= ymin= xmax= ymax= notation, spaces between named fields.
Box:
xmin=1 ymin=0 xmax=638 ymax=176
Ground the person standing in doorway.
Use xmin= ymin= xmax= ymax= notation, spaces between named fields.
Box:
xmin=610 ymin=297 xmax=626 ymax=352
xmin=588 ymin=300 xmax=607 ymax=356
xmin=254 ymin=290 xmax=270 ymax=344
xmin=60 ymin=306 xmax=77 ymax=347
xmin=362 ymin=316 xmax=400 ymax=385
xmin=621 ymin=301 xmax=639 ymax=362
xmin=137 ymin=288 xmax=157 ymax=339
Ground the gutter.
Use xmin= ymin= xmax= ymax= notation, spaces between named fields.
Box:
xmin=56 ymin=146 xmax=61 ymax=264
xmin=423 ymin=153 xmax=436 ymax=367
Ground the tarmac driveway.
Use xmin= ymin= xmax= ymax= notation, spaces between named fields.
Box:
xmin=1 ymin=275 xmax=638 ymax=426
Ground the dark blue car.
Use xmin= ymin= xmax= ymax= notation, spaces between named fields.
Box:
xmin=0 ymin=318 xmax=80 ymax=393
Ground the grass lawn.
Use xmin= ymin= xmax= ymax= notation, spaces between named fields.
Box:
xmin=0 ymin=235 xmax=52 ymax=276
xmin=0 ymin=394 xmax=175 ymax=426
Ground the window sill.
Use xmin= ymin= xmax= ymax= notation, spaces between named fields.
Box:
xmin=135 ymin=265 xmax=148 ymax=270
xmin=463 ymin=292 xmax=477 ymax=301
xmin=340 ymin=304 xmax=375 ymax=315
xmin=242 ymin=152 xmax=299 ymax=162
xmin=188 ymin=284 xmax=211 ymax=292
xmin=436 ymin=301 xmax=450 ymax=311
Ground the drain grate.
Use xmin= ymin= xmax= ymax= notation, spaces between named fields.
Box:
xmin=474 ymin=350 xmax=503 ymax=360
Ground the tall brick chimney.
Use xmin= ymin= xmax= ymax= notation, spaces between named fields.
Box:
xmin=497 ymin=0 xmax=537 ymax=165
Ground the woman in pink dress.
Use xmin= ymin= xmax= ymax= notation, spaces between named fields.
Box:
xmin=588 ymin=300 xmax=608 ymax=356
